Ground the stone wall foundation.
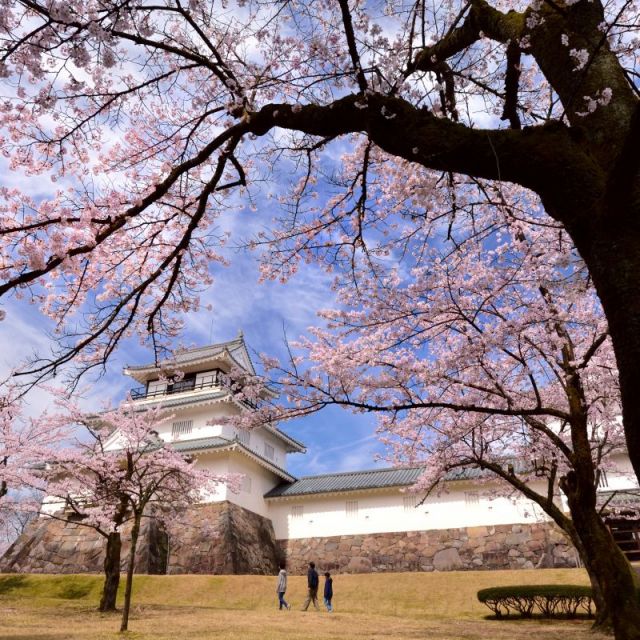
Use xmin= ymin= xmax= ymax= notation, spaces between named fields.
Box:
xmin=0 ymin=502 xmax=280 ymax=576
xmin=278 ymin=523 xmax=579 ymax=574
xmin=2 ymin=510 xmax=578 ymax=576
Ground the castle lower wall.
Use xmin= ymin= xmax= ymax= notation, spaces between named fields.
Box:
xmin=2 ymin=508 xmax=578 ymax=577
xmin=278 ymin=522 xmax=578 ymax=574
xmin=0 ymin=516 xmax=166 ymax=575
xmin=166 ymin=502 xmax=280 ymax=574
xmin=0 ymin=502 xmax=280 ymax=576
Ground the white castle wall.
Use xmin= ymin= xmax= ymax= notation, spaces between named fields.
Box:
xmin=266 ymin=479 xmax=554 ymax=540
xmin=193 ymin=451 xmax=280 ymax=519
xmin=603 ymin=452 xmax=637 ymax=490
xmin=109 ymin=351 xmax=640 ymax=544
xmin=143 ymin=402 xmax=290 ymax=471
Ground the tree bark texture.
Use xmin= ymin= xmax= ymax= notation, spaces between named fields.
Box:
xmin=562 ymin=469 xmax=640 ymax=640
xmin=120 ymin=516 xmax=141 ymax=633
xmin=567 ymin=192 xmax=640 ymax=486
xmin=99 ymin=531 xmax=122 ymax=612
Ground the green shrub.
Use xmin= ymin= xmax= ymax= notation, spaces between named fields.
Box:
xmin=477 ymin=585 xmax=594 ymax=619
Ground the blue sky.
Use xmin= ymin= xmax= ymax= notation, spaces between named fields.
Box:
xmin=0 ymin=204 xmax=386 ymax=479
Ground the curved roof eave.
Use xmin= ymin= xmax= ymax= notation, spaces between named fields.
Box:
xmin=174 ymin=436 xmax=296 ymax=482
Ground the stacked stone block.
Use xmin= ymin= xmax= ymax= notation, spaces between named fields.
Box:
xmin=278 ymin=523 xmax=577 ymax=574
xmin=0 ymin=502 xmax=280 ymax=576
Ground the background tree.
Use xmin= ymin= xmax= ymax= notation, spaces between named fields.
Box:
xmin=43 ymin=401 xmax=232 ymax=624
xmin=239 ymin=203 xmax=639 ymax=636
xmin=0 ymin=496 xmax=37 ymax=555
xmin=0 ymin=384 xmax=65 ymax=506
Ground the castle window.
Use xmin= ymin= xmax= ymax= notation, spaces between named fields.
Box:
xmin=403 ymin=495 xmax=418 ymax=511
xmin=171 ymin=420 xmax=193 ymax=438
xmin=241 ymin=475 xmax=252 ymax=493
xmin=346 ymin=500 xmax=359 ymax=518
xmin=167 ymin=373 xmax=196 ymax=394
xmin=237 ymin=430 xmax=251 ymax=446
xmin=464 ymin=491 xmax=480 ymax=506
xmin=264 ymin=443 xmax=275 ymax=460
xmin=291 ymin=505 xmax=303 ymax=519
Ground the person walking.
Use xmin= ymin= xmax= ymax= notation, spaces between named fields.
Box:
xmin=276 ymin=562 xmax=291 ymax=610
xmin=323 ymin=572 xmax=333 ymax=612
xmin=301 ymin=561 xmax=320 ymax=611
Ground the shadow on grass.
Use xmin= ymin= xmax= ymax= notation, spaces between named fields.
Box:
xmin=54 ymin=581 xmax=93 ymax=600
xmin=0 ymin=575 xmax=28 ymax=594
xmin=483 ymin=613 xmax=593 ymax=622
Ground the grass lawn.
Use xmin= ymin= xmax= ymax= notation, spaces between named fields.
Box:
xmin=0 ymin=568 xmax=605 ymax=639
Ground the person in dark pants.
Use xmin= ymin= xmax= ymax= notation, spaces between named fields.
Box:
xmin=276 ymin=562 xmax=291 ymax=610
xmin=301 ymin=561 xmax=320 ymax=610
xmin=323 ymin=571 xmax=333 ymax=612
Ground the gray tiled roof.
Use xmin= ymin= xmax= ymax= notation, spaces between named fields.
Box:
xmin=596 ymin=489 xmax=640 ymax=508
xmin=263 ymin=461 xmax=535 ymax=499
xmin=171 ymin=436 xmax=231 ymax=452
xmin=444 ymin=459 xmax=532 ymax=481
xmin=444 ymin=466 xmax=495 ymax=481
xmin=126 ymin=337 xmax=252 ymax=372
xmin=264 ymin=467 xmax=425 ymax=498
xmin=170 ymin=436 xmax=295 ymax=482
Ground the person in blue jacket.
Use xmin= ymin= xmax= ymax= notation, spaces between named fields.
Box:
xmin=301 ymin=561 xmax=320 ymax=610
xmin=323 ymin=571 xmax=334 ymax=612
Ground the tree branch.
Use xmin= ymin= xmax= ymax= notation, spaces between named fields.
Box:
xmin=248 ymin=94 xmax=599 ymax=207
xmin=337 ymin=0 xmax=368 ymax=93
xmin=501 ymin=41 xmax=522 ymax=130
xmin=409 ymin=1 xmax=524 ymax=75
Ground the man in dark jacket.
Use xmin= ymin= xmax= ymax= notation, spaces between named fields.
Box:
xmin=301 ymin=561 xmax=320 ymax=611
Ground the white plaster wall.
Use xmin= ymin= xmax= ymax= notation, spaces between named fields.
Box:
xmin=194 ymin=451 xmax=278 ymax=518
xmin=234 ymin=427 xmax=287 ymax=470
xmin=153 ymin=403 xmax=239 ymax=442
xmin=267 ymin=480 xmax=553 ymax=540
xmin=191 ymin=451 xmax=232 ymax=502
xmin=41 ymin=496 xmax=65 ymax=515
xmin=601 ymin=452 xmax=639 ymax=491
xmin=228 ymin=455 xmax=280 ymax=518
xmin=124 ymin=396 xmax=289 ymax=468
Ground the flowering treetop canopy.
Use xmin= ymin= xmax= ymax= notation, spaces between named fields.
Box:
xmin=0 ymin=0 xmax=636 ymax=385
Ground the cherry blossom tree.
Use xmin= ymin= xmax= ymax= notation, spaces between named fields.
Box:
xmin=0 ymin=385 xmax=66 ymax=556
xmin=0 ymin=2 xmax=637 ymax=633
xmin=0 ymin=0 xmax=638 ymax=484
xmin=234 ymin=201 xmax=639 ymax=635
xmin=43 ymin=401 xmax=231 ymax=628
xmin=0 ymin=495 xmax=37 ymax=555
xmin=0 ymin=384 xmax=66 ymax=503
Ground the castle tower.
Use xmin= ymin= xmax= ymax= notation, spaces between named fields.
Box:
xmin=119 ymin=335 xmax=305 ymax=519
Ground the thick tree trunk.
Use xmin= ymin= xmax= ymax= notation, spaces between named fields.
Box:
xmin=569 ymin=213 xmax=640 ymax=487
xmin=588 ymin=574 xmax=611 ymax=632
xmin=564 ymin=473 xmax=640 ymax=640
xmin=561 ymin=527 xmax=611 ymax=630
xmin=120 ymin=515 xmax=141 ymax=633
xmin=99 ymin=532 xmax=122 ymax=612
xmin=558 ymin=105 xmax=640 ymax=484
